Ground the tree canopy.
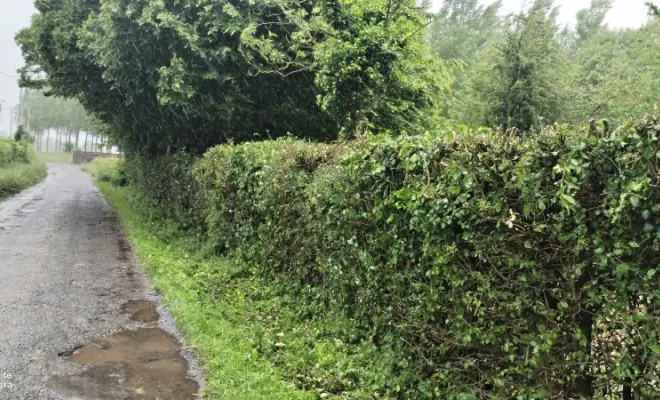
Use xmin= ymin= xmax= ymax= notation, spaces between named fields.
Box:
xmin=17 ymin=0 xmax=443 ymax=155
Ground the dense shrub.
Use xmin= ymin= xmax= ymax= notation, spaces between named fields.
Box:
xmin=195 ymin=140 xmax=346 ymax=270
xmin=0 ymin=140 xmax=46 ymax=199
xmin=0 ymin=139 xmax=31 ymax=167
xmin=124 ymin=121 xmax=660 ymax=399
xmin=121 ymin=153 xmax=205 ymax=231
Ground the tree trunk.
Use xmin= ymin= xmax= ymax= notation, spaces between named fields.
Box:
xmin=46 ymin=130 xmax=50 ymax=153
xmin=623 ymin=384 xmax=633 ymax=400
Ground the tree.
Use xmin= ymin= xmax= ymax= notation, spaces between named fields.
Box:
xmin=567 ymin=18 xmax=660 ymax=124
xmin=17 ymin=0 xmax=444 ymax=155
xmin=574 ymin=0 xmax=613 ymax=47
xmin=14 ymin=125 xmax=28 ymax=142
xmin=428 ymin=0 xmax=502 ymax=63
xmin=19 ymin=90 xmax=92 ymax=152
xmin=648 ymin=2 xmax=660 ymax=17
xmin=62 ymin=142 xmax=74 ymax=153
xmin=467 ymin=0 xmax=569 ymax=131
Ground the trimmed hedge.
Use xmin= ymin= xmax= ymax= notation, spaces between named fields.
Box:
xmin=128 ymin=122 xmax=660 ymax=399
xmin=0 ymin=139 xmax=31 ymax=167
xmin=121 ymin=153 xmax=205 ymax=231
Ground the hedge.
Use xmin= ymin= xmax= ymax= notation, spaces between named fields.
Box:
xmin=0 ymin=139 xmax=31 ymax=167
xmin=128 ymin=121 xmax=660 ymax=399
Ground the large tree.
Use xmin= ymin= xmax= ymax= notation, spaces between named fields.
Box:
xmin=574 ymin=0 xmax=613 ymax=47
xmin=17 ymin=0 xmax=443 ymax=155
xmin=468 ymin=0 xmax=569 ymax=131
xmin=428 ymin=0 xmax=502 ymax=63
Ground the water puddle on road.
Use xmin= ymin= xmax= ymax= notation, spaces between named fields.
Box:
xmin=49 ymin=302 xmax=199 ymax=399
xmin=121 ymin=299 xmax=159 ymax=323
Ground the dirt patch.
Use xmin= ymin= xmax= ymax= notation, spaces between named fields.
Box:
xmin=122 ymin=299 xmax=159 ymax=323
xmin=50 ymin=328 xmax=199 ymax=399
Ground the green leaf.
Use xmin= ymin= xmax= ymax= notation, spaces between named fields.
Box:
xmin=650 ymin=344 xmax=660 ymax=355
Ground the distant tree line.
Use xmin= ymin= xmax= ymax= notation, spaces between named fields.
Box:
xmin=429 ymin=0 xmax=660 ymax=131
xmin=17 ymin=90 xmax=108 ymax=153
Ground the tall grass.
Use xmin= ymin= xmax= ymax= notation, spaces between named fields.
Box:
xmin=82 ymin=157 xmax=122 ymax=183
xmin=0 ymin=160 xmax=47 ymax=201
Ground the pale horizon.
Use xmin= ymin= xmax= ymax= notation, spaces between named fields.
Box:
xmin=431 ymin=0 xmax=651 ymax=29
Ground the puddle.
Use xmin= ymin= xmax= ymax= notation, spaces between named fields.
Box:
xmin=50 ymin=328 xmax=199 ymax=399
xmin=121 ymin=300 xmax=159 ymax=323
xmin=117 ymin=238 xmax=131 ymax=261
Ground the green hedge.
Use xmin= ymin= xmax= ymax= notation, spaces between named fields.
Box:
xmin=121 ymin=153 xmax=205 ymax=232
xmin=0 ymin=139 xmax=31 ymax=167
xmin=127 ymin=121 xmax=660 ymax=399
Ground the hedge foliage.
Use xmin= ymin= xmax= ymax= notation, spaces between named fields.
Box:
xmin=0 ymin=139 xmax=31 ymax=168
xmin=125 ymin=121 xmax=660 ymax=399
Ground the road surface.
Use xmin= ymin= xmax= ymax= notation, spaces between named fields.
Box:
xmin=0 ymin=163 xmax=202 ymax=399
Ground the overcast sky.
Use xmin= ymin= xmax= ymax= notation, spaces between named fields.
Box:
xmin=431 ymin=0 xmax=651 ymax=28
xmin=0 ymin=0 xmax=653 ymax=134
xmin=0 ymin=0 xmax=35 ymax=134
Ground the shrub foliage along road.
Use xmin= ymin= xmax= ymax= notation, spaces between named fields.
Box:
xmin=0 ymin=139 xmax=46 ymax=200
xmin=103 ymin=121 xmax=659 ymax=399
xmin=0 ymin=139 xmax=32 ymax=167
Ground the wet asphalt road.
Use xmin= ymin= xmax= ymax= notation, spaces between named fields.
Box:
xmin=0 ymin=163 xmax=202 ymax=399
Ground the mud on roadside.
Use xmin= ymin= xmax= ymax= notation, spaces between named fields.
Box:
xmin=49 ymin=299 xmax=200 ymax=400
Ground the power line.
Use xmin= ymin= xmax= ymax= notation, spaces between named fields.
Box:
xmin=0 ymin=71 xmax=19 ymax=79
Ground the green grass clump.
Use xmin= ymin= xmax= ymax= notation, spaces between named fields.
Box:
xmin=0 ymin=159 xmax=47 ymax=201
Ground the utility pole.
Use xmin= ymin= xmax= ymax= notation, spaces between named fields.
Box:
xmin=17 ymin=88 xmax=23 ymax=127
xmin=9 ymin=106 xmax=14 ymax=135
xmin=25 ymin=89 xmax=30 ymax=132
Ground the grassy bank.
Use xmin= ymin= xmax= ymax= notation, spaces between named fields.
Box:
xmin=0 ymin=159 xmax=47 ymax=201
xmin=90 ymin=168 xmax=318 ymax=399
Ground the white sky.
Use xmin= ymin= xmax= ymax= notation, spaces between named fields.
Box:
xmin=431 ymin=0 xmax=651 ymax=29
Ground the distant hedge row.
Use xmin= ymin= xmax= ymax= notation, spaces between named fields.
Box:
xmin=126 ymin=121 xmax=660 ymax=399
xmin=0 ymin=139 xmax=31 ymax=168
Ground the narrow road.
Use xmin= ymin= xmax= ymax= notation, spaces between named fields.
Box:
xmin=0 ymin=163 xmax=202 ymax=399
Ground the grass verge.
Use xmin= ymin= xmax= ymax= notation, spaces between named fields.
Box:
xmin=36 ymin=152 xmax=73 ymax=163
xmin=0 ymin=159 xmax=47 ymax=201
xmin=96 ymin=180 xmax=316 ymax=400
